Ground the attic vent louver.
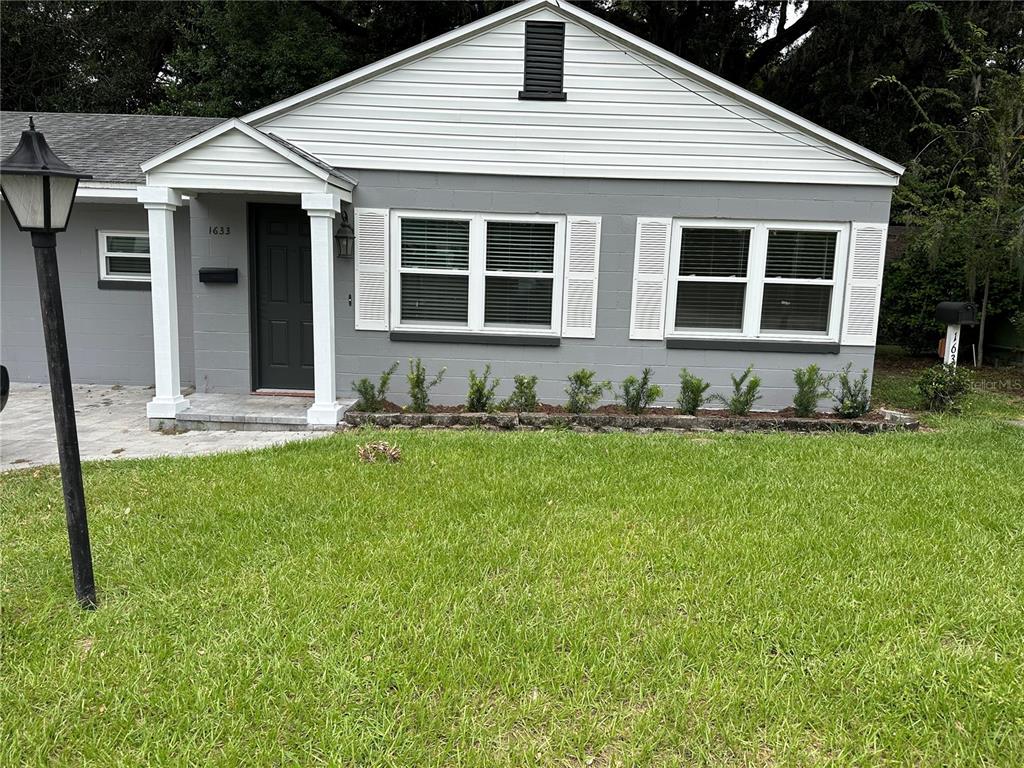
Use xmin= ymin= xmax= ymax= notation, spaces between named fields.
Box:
xmin=519 ymin=20 xmax=567 ymax=101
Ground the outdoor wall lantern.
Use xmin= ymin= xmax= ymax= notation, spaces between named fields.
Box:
xmin=334 ymin=206 xmax=355 ymax=259
xmin=1 ymin=117 xmax=97 ymax=609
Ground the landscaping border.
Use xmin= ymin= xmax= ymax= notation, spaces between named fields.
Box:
xmin=344 ymin=410 xmax=919 ymax=433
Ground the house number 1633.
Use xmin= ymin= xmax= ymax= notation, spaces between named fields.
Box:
xmin=209 ymin=226 xmax=231 ymax=235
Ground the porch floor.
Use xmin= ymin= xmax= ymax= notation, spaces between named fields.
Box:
xmin=163 ymin=392 xmax=358 ymax=432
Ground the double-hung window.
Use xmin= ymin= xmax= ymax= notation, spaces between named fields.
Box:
xmin=392 ymin=211 xmax=564 ymax=335
xmin=98 ymin=230 xmax=151 ymax=282
xmin=667 ymin=220 xmax=846 ymax=340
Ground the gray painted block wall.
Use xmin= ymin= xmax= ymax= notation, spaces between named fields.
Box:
xmin=0 ymin=202 xmax=194 ymax=387
xmin=188 ymin=173 xmax=890 ymax=410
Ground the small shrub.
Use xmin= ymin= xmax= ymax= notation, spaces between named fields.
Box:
xmin=714 ymin=365 xmax=761 ymax=416
xmin=792 ymin=364 xmax=833 ymax=417
xmin=916 ymin=363 xmax=973 ymax=412
xmin=565 ymin=369 xmax=611 ymax=413
xmin=829 ymin=364 xmax=871 ymax=418
xmin=500 ymin=374 xmax=539 ymax=412
xmin=619 ymin=367 xmax=663 ymax=414
xmin=352 ymin=362 xmax=398 ymax=412
xmin=407 ymin=358 xmax=445 ymax=412
xmin=466 ymin=364 xmax=501 ymax=412
xmin=677 ymin=369 xmax=711 ymax=415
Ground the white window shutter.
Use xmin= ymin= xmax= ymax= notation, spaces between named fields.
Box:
xmin=841 ymin=222 xmax=888 ymax=346
xmin=354 ymin=208 xmax=389 ymax=331
xmin=629 ymin=217 xmax=672 ymax=340
xmin=561 ymin=216 xmax=602 ymax=338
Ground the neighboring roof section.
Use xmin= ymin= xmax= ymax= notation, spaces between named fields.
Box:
xmin=0 ymin=111 xmax=223 ymax=184
xmin=246 ymin=0 xmax=904 ymax=186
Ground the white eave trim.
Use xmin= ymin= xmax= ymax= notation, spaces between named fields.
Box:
xmin=2 ymin=181 xmax=172 ymax=204
xmin=140 ymin=118 xmax=355 ymax=191
xmin=241 ymin=0 xmax=903 ymax=181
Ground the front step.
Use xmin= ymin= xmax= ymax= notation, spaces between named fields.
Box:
xmin=148 ymin=395 xmax=356 ymax=432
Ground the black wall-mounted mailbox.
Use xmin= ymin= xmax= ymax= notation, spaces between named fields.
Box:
xmin=198 ymin=267 xmax=238 ymax=285
xmin=935 ymin=301 xmax=978 ymax=325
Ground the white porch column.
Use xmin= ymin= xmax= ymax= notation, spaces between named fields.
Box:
xmin=301 ymin=192 xmax=343 ymax=426
xmin=137 ymin=186 xmax=188 ymax=418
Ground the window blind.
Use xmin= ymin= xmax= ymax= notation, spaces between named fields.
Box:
xmin=761 ymin=284 xmax=832 ymax=332
xmin=486 ymin=221 xmax=556 ymax=272
xmin=679 ymin=228 xmax=749 ymax=277
xmin=400 ymin=218 xmax=470 ymax=270
xmin=400 ymin=274 xmax=469 ymax=324
xmin=107 ymin=257 xmax=150 ymax=275
xmin=106 ymin=235 xmax=149 ymax=254
xmin=675 ymin=282 xmax=746 ymax=330
xmin=765 ymin=230 xmax=836 ymax=279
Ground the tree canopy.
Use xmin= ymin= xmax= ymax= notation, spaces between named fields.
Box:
xmin=3 ymin=1 xmax=1018 ymax=169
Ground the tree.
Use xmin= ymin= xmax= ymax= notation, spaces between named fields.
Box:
xmin=874 ymin=3 xmax=1024 ymax=364
xmin=0 ymin=1 xmax=190 ymax=114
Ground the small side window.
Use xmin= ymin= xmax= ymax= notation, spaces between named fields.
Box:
xmin=519 ymin=20 xmax=566 ymax=101
xmin=98 ymin=231 xmax=151 ymax=282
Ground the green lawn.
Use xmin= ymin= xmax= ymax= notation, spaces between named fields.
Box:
xmin=2 ymin=368 xmax=1023 ymax=766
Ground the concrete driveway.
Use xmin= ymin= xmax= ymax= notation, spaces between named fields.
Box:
xmin=0 ymin=383 xmax=328 ymax=471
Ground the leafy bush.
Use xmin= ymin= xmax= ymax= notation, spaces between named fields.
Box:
xmin=565 ymin=369 xmax=611 ymax=413
xmin=713 ymin=365 xmax=761 ymax=416
xmin=792 ymin=364 xmax=833 ymax=417
xmin=829 ymin=364 xmax=871 ymax=418
xmin=500 ymin=374 xmax=539 ymax=412
xmin=916 ymin=363 xmax=973 ymax=412
xmin=352 ymin=362 xmax=398 ymax=412
xmin=466 ymin=364 xmax=500 ymax=412
xmin=677 ymin=369 xmax=711 ymax=415
xmin=618 ymin=367 xmax=663 ymax=414
xmin=407 ymin=358 xmax=445 ymax=412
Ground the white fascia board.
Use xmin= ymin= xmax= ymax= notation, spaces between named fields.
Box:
xmin=140 ymin=118 xmax=355 ymax=192
xmin=242 ymin=0 xmax=551 ymax=124
xmin=2 ymin=181 xmax=170 ymax=204
xmin=242 ymin=0 xmax=903 ymax=181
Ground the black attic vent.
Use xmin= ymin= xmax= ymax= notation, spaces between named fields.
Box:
xmin=519 ymin=20 xmax=567 ymax=101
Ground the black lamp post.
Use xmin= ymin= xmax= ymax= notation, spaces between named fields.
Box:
xmin=1 ymin=118 xmax=96 ymax=609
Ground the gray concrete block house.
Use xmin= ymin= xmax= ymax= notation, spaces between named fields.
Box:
xmin=1 ymin=0 xmax=903 ymax=426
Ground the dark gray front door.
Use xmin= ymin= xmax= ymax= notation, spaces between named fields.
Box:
xmin=252 ymin=204 xmax=314 ymax=391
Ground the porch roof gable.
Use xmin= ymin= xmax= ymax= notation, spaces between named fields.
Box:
xmin=140 ymin=118 xmax=355 ymax=196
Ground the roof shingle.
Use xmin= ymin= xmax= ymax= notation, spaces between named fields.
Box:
xmin=1 ymin=111 xmax=224 ymax=184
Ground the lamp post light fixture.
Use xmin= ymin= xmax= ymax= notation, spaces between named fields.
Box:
xmin=1 ymin=118 xmax=97 ymax=609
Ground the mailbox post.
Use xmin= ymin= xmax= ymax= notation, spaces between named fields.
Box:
xmin=935 ymin=302 xmax=979 ymax=367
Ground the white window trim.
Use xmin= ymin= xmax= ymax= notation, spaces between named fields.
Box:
xmin=665 ymin=218 xmax=849 ymax=343
xmin=388 ymin=210 xmax=565 ymax=337
xmin=98 ymin=229 xmax=151 ymax=283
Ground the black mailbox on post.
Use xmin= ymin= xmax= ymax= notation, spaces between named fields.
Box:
xmin=935 ymin=301 xmax=978 ymax=326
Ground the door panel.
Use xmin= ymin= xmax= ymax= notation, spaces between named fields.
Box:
xmin=253 ymin=204 xmax=315 ymax=391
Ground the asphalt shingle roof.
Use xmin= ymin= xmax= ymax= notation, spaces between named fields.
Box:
xmin=1 ymin=111 xmax=224 ymax=184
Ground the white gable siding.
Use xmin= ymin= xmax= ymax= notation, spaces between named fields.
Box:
xmin=256 ymin=8 xmax=894 ymax=186
xmin=147 ymin=129 xmax=324 ymax=194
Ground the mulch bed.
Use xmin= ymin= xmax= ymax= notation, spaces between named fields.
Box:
xmin=344 ymin=405 xmax=912 ymax=433
xmin=363 ymin=401 xmax=885 ymax=421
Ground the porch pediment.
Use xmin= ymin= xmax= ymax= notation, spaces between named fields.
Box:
xmin=140 ymin=119 xmax=354 ymax=199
